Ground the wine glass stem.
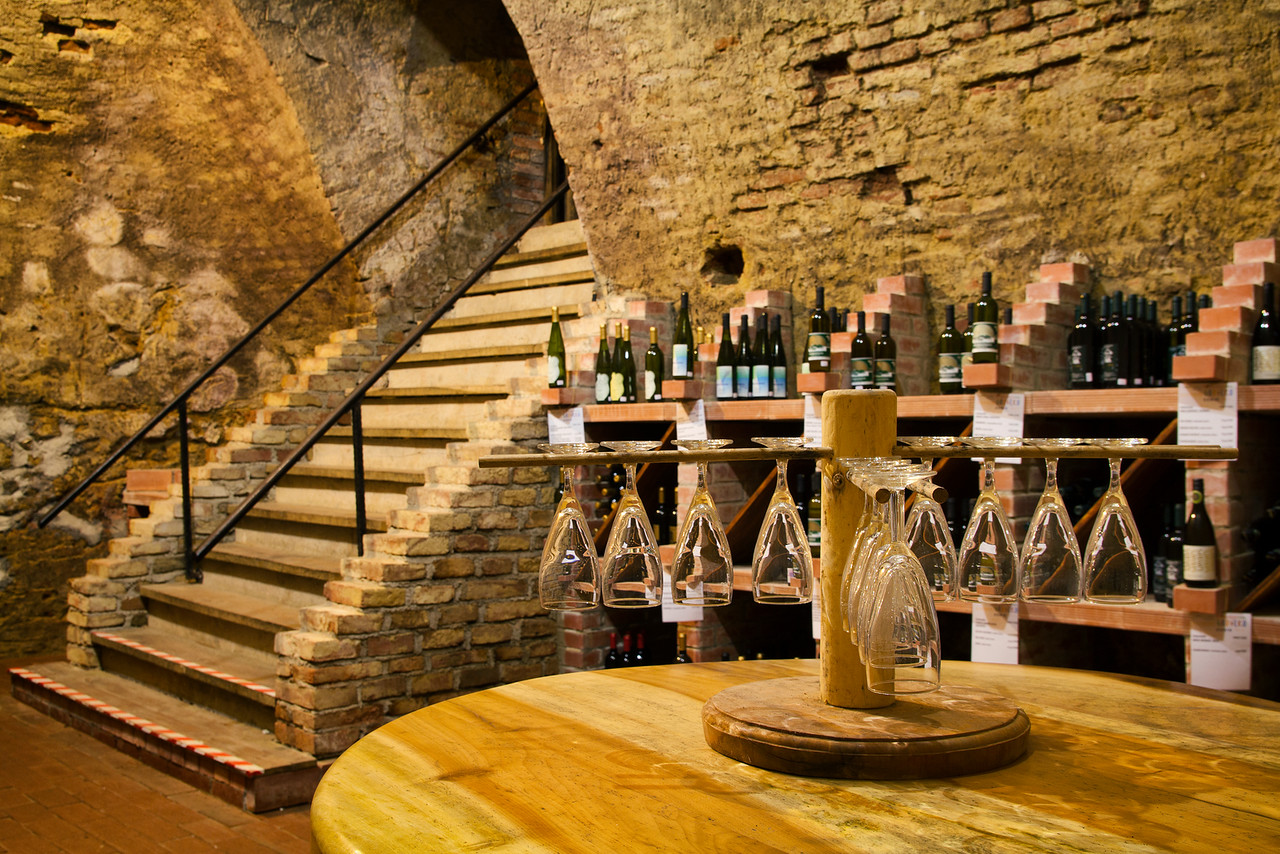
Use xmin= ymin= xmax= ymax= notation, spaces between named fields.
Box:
xmin=888 ymin=488 xmax=905 ymax=544
xmin=982 ymin=458 xmax=996 ymax=494
xmin=625 ymin=462 xmax=637 ymax=493
xmin=696 ymin=461 xmax=708 ymax=493
xmin=560 ymin=465 xmax=573 ymax=495
xmin=774 ymin=459 xmax=789 ymax=498
xmin=1044 ymin=457 xmax=1058 ymax=495
xmin=1107 ymin=457 xmax=1121 ymax=493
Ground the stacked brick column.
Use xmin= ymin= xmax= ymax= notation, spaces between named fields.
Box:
xmin=996 ymin=262 xmax=1087 ymax=391
xmin=863 ymin=274 xmax=930 ymax=397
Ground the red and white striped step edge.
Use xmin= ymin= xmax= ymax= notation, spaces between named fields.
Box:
xmin=8 ymin=667 xmax=265 ymax=777
xmin=90 ymin=630 xmax=276 ymax=698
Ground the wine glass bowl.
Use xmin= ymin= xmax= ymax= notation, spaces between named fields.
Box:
xmin=1083 ymin=457 xmax=1147 ymax=604
xmin=1017 ymin=454 xmax=1082 ymax=604
xmin=536 ymin=443 xmax=600 ymax=610
xmin=599 ymin=441 xmax=664 ymax=608
xmin=750 ymin=438 xmax=814 ymax=604
xmin=670 ymin=439 xmax=735 ymax=606
xmin=957 ymin=456 xmax=1020 ymax=603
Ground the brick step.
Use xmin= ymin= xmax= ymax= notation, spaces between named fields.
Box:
xmin=488 ymin=240 xmax=589 ymax=271
xmin=396 ymin=343 xmax=545 ymax=366
xmin=430 ymin=303 xmax=580 ymax=333
xmin=365 ymin=384 xmax=509 ymax=399
xmin=91 ymin=626 xmax=276 ymax=730
xmin=322 ymin=425 xmax=468 ymax=442
xmin=9 ymin=663 xmax=322 ymax=812
xmin=446 ymin=281 xmax=595 ymax=321
xmin=468 ymin=267 xmax=594 ymax=296
xmin=203 ymin=541 xmax=341 ymax=605
xmin=140 ymin=582 xmax=301 ymax=655
xmin=245 ymin=501 xmax=390 ymax=533
xmin=287 ymin=463 xmax=425 ymax=486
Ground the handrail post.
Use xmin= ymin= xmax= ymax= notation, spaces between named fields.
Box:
xmin=351 ymin=400 xmax=367 ymax=557
xmin=177 ymin=401 xmax=200 ymax=582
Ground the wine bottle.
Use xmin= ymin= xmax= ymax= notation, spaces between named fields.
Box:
xmin=1165 ymin=502 xmax=1184 ymax=603
xmin=672 ymin=291 xmax=694 ymax=379
xmin=1167 ymin=295 xmax=1183 ymax=385
xmin=873 ymin=314 xmax=896 ymax=391
xmin=633 ymin=631 xmax=647 ymax=666
xmin=1182 ymin=290 xmax=1198 ymax=341
xmin=654 ymin=486 xmax=670 ymax=545
xmin=1183 ymin=479 xmax=1217 ymax=588
xmin=1098 ymin=294 xmax=1121 ymax=388
xmin=620 ymin=632 xmax=634 ymax=666
xmin=806 ymin=286 xmax=831 ymax=372
xmin=938 ymin=304 xmax=964 ymax=394
xmin=595 ymin=322 xmax=611 ymax=403
xmin=961 ymin=303 xmax=975 ymax=369
xmin=1151 ymin=503 xmax=1171 ymax=603
xmin=1145 ymin=298 xmax=1164 ymax=387
xmin=547 ymin=307 xmax=566 ymax=388
xmin=806 ymin=471 xmax=822 ymax=557
xmin=735 ymin=315 xmax=753 ymax=399
xmin=674 ymin=626 xmax=692 ymax=663
xmin=644 ymin=326 xmax=664 ymax=402
xmin=849 ymin=311 xmax=874 ymax=389
xmin=770 ymin=314 xmax=787 ymax=399
xmin=1125 ymin=295 xmax=1143 ymax=387
xmin=610 ymin=322 xmax=626 ymax=402
xmin=620 ymin=325 xmax=637 ymax=404
xmin=971 ymin=272 xmax=999 ymax=363
xmin=716 ymin=313 xmax=736 ymax=400
xmin=1252 ymin=281 xmax=1279 ymax=384
xmin=751 ymin=313 xmax=771 ymax=398
xmin=604 ymin=632 xmax=621 ymax=669
xmin=1068 ymin=294 xmax=1097 ymax=389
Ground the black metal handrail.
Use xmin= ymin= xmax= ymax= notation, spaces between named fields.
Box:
xmin=197 ymin=180 xmax=570 ymax=563
xmin=38 ymin=82 xmax=540 ymax=577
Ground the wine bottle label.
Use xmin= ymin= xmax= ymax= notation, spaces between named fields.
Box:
xmin=938 ymin=353 xmax=962 ymax=384
xmin=875 ymin=359 xmax=896 ymax=390
xmin=751 ymin=365 xmax=770 ymax=398
xmin=1253 ymin=344 xmax=1280 ymax=381
xmin=1151 ymin=554 xmax=1167 ymax=594
xmin=1100 ymin=343 xmax=1118 ymax=383
xmin=772 ymin=366 xmax=786 ymax=398
xmin=610 ymin=372 xmax=624 ymax=401
xmin=645 ymin=370 xmax=660 ymax=401
xmin=971 ymin=322 xmax=998 ymax=355
xmin=735 ymin=365 xmax=752 ymax=397
xmin=806 ymin=333 xmax=830 ymax=362
xmin=850 ymin=358 xmax=873 ymax=388
xmin=547 ymin=356 xmax=562 ymax=386
xmin=716 ymin=366 xmax=735 ymax=399
xmin=961 ymin=351 xmax=973 ymax=368
xmin=672 ymin=344 xmax=689 ymax=378
xmin=1182 ymin=544 xmax=1217 ymax=582
xmin=1069 ymin=345 xmax=1093 ymax=384
xmin=806 ymin=516 xmax=821 ymax=548
xmin=1164 ymin=556 xmax=1182 ymax=588
xmin=595 ymin=372 xmax=609 ymax=401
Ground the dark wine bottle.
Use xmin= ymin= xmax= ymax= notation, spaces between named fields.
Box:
xmin=938 ymin=304 xmax=964 ymax=394
xmin=644 ymin=326 xmax=664 ymax=402
xmin=1068 ymin=294 xmax=1097 ymax=389
xmin=751 ymin=313 xmax=771 ymax=399
xmin=716 ymin=312 xmax=735 ymax=400
xmin=971 ymin=272 xmax=999 ymax=363
xmin=1183 ymin=479 xmax=1217 ymax=588
xmin=1098 ymin=295 xmax=1119 ymax=388
xmin=1182 ymin=290 xmax=1199 ymax=341
xmin=735 ymin=315 xmax=753 ymax=399
xmin=806 ymin=471 xmax=822 ymax=557
xmin=1151 ymin=503 xmax=1171 ymax=603
xmin=961 ymin=303 xmax=975 ymax=369
xmin=610 ymin=322 xmax=626 ymax=402
xmin=770 ymin=314 xmax=788 ymax=399
xmin=547 ymin=307 xmax=566 ymax=388
xmin=674 ymin=626 xmax=692 ymax=663
xmin=873 ymin=314 xmax=897 ymax=391
xmin=604 ymin=632 xmax=621 ymax=669
xmin=806 ymin=286 xmax=831 ymax=372
xmin=1145 ymin=298 xmax=1163 ymax=387
xmin=595 ymin=322 xmax=611 ymax=403
xmin=1125 ymin=295 xmax=1143 ymax=387
xmin=672 ymin=291 xmax=694 ymax=379
xmin=620 ymin=325 xmax=637 ymax=404
xmin=633 ymin=631 xmax=647 ymax=667
xmin=654 ymin=486 xmax=670 ymax=545
xmin=849 ymin=311 xmax=874 ymax=389
xmin=620 ymin=632 xmax=634 ymax=667
xmin=1167 ymin=295 xmax=1184 ymax=385
xmin=1252 ymin=281 xmax=1279 ymax=384
xmin=1165 ymin=502 xmax=1184 ymax=604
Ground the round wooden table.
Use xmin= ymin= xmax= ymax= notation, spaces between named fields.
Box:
xmin=311 ymin=660 xmax=1280 ymax=853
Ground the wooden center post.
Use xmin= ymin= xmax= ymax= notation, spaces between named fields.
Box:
xmin=701 ymin=389 xmax=1031 ymax=779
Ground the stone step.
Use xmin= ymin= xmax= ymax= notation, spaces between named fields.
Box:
xmin=202 ymin=541 xmax=341 ymax=606
xmin=305 ymin=437 xmax=452 ymax=471
xmin=232 ymin=500 xmax=390 ymax=559
xmin=273 ymin=468 xmax=418 ymax=517
xmin=396 ymin=343 xmax=545 ymax=366
xmin=288 ymin=463 xmax=425 ymax=486
xmin=365 ymin=384 xmax=509 ymax=398
xmin=414 ymin=306 xmax=578 ymax=354
xmin=91 ymin=626 xmax=276 ymax=730
xmin=9 ymin=662 xmax=321 ymax=813
xmin=245 ymin=501 xmax=390 ymax=533
xmin=140 ymin=582 xmax=301 ymax=655
xmin=488 ymin=240 xmax=590 ymax=273
xmin=468 ymin=267 xmax=594 ymax=297
xmin=446 ymin=281 xmax=594 ymax=321
xmin=506 ymin=218 xmax=585 ymax=255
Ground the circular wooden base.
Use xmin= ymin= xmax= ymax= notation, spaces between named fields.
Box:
xmin=702 ymin=677 xmax=1030 ymax=780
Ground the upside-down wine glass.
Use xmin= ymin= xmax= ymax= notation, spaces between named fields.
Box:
xmin=957 ymin=438 xmax=1021 ymax=603
xmin=839 ymin=457 xmax=912 ymax=639
xmin=1018 ymin=438 xmax=1084 ymax=603
xmin=536 ymin=443 xmax=601 ymax=610
xmin=600 ymin=440 xmax=664 ymax=608
xmin=671 ymin=439 xmax=735 ymax=606
xmin=1083 ymin=439 xmax=1148 ymax=604
xmin=751 ymin=437 xmax=813 ymax=604
xmin=900 ymin=437 xmax=960 ymax=601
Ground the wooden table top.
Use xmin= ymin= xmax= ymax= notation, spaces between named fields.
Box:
xmin=311 ymin=660 xmax=1280 ymax=853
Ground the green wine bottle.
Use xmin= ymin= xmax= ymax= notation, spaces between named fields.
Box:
xmin=672 ymin=291 xmax=694 ymax=379
xmin=849 ymin=311 xmax=873 ymax=389
xmin=770 ymin=314 xmax=787 ymax=399
xmin=751 ymin=313 xmax=771 ymax=398
xmin=937 ymin=304 xmax=963 ymax=394
xmin=644 ymin=326 xmax=664 ymax=402
xmin=621 ymin=324 xmax=637 ymax=404
xmin=971 ymin=272 xmax=999 ymax=363
xmin=806 ymin=286 xmax=831 ymax=372
xmin=595 ymin=322 xmax=611 ymax=403
xmin=873 ymin=314 xmax=897 ymax=391
xmin=547 ymin=307 xmax=566 ymax=388
xmin=961 ymin=302 xmax=975 ymax=369
xmin=716 ymin=313 xmax=735 ymax=400
xmin=735 ymin=315 xmax=753 ymax=399
xmin=610 ymin=322 xmax=626 ymax=403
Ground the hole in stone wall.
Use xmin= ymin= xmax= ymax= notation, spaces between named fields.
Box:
xmin=40 ymin=15 xmax=76 ymax=38
xmin=58 ymin=39 xmax=91 ymax=55
xmin=0 ymin=50 xmax=12 ymax=65
xmin=701 ymin=245 xmax=744 ymax=285
xmin=0 ymin=99 xmax=53 ymax=132
xmin=810 ymin=52 xmax=851 ymax=80
xmin=83 ymin=19 xmax=117 ymax=30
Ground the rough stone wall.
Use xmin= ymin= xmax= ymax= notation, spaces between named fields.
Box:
xmin=0 ymin=0 xmax=542 ymax=656
xmin=501 ymin=0 xmax=1280 ymax=337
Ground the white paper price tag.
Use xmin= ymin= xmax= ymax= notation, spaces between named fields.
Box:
xmin=802 ymin=394 xmax=823 ymax=443
xmin=1177 ymin=382 xmax=1238 ymax=450
xmin=972 ymin=392 xmax=1024 ymax=464
xmin=676 ymin=400 xmax=708 ymax=441
xmin=546 ymin=407 xmax=585 ymax=445
xmin=971 ymin=602 xmax=1019 ymax=664
xmin=1189 ymin=612 xmax=1251 ymax=691
xmin=661 ymin=568 xmax=704 ymax=623
xmin=811 ymin=575 xmax=822 ymax=641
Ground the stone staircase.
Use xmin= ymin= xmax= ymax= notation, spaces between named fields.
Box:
xmin=10 ymin=219 xmax=602 ymax=812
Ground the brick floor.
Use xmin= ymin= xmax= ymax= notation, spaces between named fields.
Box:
xmin=1 ymin=660 xmax=312 ymax=853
